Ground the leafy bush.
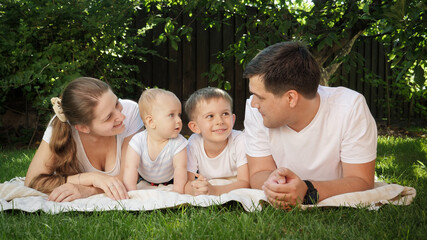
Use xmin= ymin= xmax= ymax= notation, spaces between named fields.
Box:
xmin=0 ymin=0 xmax=145 ymax=124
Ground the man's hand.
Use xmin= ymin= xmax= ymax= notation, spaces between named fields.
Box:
xmin=262 ymin=168 xmax=308 ymax=209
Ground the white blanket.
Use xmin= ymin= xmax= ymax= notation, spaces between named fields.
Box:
xmin=0 ymin=178 xmax=416 ymax=213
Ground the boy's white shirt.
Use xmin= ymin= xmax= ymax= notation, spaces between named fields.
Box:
xmin=187 ymin=130 xmax=247 ymax=179
xmin=129 ymin=130 xmax=188 ymax=183
xmin=42 ymin=99 xmax=144 ymax=176
xmin=244 ymin=86 xmax=377 ymax=181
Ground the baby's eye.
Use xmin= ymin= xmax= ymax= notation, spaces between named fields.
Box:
xmin=223 ymin=112 xmax=230 ymax=116
xmin=206 ymin=115 xmax=213 ymax=119
xmin=169 ymin=113 xmax=174 ymax=117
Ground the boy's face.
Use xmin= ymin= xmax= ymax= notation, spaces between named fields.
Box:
xmin=189 ymin=97 xmax=235 ymax=144
xmin=150 ymin=94 xmax=182 ymax=139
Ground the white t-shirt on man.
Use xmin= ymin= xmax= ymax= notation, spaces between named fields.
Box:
xmin=244 ymin=86 xmax=377 ymax=181
xmin=42 ymin=99 xmax=143 ymax=176
xmin=187 ymin=130 xmax=248 ymax=179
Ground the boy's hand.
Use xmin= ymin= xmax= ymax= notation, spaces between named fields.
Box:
xmin=191 ymin=174 xmax=214 ymax=195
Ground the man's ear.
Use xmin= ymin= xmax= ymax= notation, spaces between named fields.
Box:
xmin=75 ymin=124 xmax=90 ymax=134
xmin=188 ymin=121 xmax=201 ymax=134
xmin=145 ymin=115 xmax=156 ymax=129
xmin=285 ymin=90 xmax=299 ymax=108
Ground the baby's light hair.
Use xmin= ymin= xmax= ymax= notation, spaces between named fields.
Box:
xmin=138 ymin=88 xmax=178 ymax=124
xmin=185 ymin=87 xmax=233 ymax=121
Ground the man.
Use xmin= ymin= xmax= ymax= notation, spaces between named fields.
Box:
xmin=243 ymin=41 xmax=377 ymax=208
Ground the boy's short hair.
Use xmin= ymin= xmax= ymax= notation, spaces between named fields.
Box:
xmin=138 ymin=88 xmax=177 ymax=123
xmin=185 ymin=87 xmax=233 ymax=121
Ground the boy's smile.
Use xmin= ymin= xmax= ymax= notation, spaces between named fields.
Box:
xmin=190 ymin=97 xmax=235 ymax=145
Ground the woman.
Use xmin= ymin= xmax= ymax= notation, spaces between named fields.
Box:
xmin=25 ymin=77 xmax=144 ymax=202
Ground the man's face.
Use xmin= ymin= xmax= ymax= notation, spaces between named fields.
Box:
xmin=248 ymin=75 xmax=289 ymax=128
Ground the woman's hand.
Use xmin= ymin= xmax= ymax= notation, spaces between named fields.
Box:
xmin=48 ymin=183 xmax=100 ymax=202
xmin=89 ymin=173 xmax=129 ymax=200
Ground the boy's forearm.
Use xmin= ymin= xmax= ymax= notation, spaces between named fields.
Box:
xmin=250 ymin=171 xmax=273 ymax=189
xmin=211 ymin=180 xmax=250 ymax=195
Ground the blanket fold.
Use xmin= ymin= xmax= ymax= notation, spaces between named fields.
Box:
xmin=0 ymin=177 xmax=416 ymax=213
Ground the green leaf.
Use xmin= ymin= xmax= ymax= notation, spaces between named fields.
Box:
xmin=170 ymin=39 xmax=178 ymax=51
xmin=414 ymin=65 xmax=426 ymax=87
xmin=224 ymin=81 xmax=231 ymax=90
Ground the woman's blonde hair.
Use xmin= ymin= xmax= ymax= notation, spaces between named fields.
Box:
xmin=29 ymin=77 xmax=111 ymax=193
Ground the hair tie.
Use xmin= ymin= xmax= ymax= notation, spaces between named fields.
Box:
xmin=51 ymin=97 xmax=67 ymax=122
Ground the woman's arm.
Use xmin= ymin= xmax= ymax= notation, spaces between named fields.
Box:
xmin=25 ymin=140 xmax=57 ymax=191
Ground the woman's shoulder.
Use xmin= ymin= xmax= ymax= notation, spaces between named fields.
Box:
xmin=119 ymin=99 xmax=138 ymax=109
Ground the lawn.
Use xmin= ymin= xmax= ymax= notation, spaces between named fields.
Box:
xmin=1 ymin=135 xmax=426 ymax=239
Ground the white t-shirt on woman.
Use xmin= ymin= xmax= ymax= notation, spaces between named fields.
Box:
xmin=42 ymin=99 xmax=144 ymax=176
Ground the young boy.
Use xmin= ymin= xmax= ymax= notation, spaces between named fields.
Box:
xmin=184 ymin=87 xmax=249 ymax=196
xmin=123 ymin=88 xmax=188 ymax=193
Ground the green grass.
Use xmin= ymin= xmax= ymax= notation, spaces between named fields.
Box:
xmin=1 ymin=136 xmax=426 ymax=239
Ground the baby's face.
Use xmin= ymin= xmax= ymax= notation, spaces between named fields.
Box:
xmin=193 ymin=97 xmax=235 ymax=144
xmin=151 ymin=94 xmax=182 ymax=139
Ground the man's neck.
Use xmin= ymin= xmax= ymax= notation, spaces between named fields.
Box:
xmin=288 ymin=93 xmax=320 ymax=132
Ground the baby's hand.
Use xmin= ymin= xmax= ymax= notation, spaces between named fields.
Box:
xmin=191 ymin=174 xmax=211 ymax=195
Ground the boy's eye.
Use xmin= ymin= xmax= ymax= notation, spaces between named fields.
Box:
xmin=223 ymin=112 xmax=230 ymax=116
xmin=206 ymin=115 xmax=213 ymax=119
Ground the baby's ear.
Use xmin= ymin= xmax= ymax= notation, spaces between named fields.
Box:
xmin=145 ymin=115 xmax=155 ymax=129
xmin=188 ymin=121 xmax=200 ymax=134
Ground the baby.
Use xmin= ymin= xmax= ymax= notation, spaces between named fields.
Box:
xmin=184 ymin=87 xmax=249 ymax=195
xmin=123 ymin=88 xmax=187 ymax=193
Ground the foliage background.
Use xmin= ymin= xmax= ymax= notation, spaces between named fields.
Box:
xmin=0 ymin=0 xmax=426 ymax=147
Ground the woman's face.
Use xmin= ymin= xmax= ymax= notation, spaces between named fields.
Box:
xmin=89 ymin=90 xmax=126 ymax=136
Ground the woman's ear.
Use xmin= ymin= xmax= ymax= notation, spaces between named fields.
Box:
xmin=74 ymin=124 xmax=90 ymax=134
xmin=188 ymin=121 xmax=201 ymax=134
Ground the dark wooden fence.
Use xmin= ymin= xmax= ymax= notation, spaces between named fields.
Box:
xmin=133 ymin=14 xmax=423 ymax=134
